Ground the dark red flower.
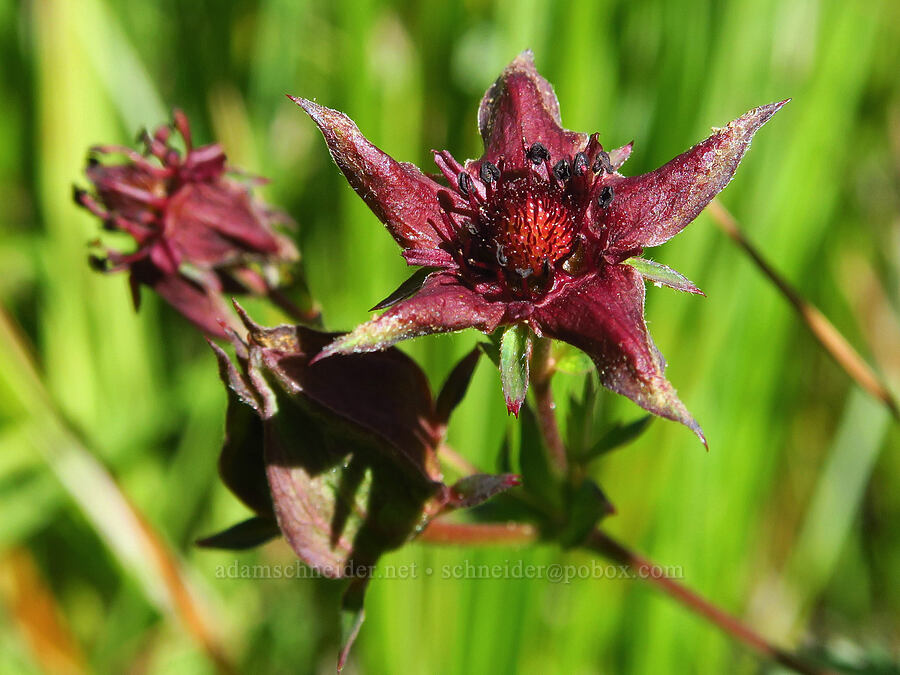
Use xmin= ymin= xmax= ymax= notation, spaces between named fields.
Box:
xmin=75 ymin=110 xmax=298 ymax=337
xmin=291 ymin=51 xmax=787 ymax=444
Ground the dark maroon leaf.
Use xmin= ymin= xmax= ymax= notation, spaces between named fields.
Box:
xmin=196 ymin=516 xmax=281 ymax=550
xmin=446 ymin=473 xmax=521 ymax=509
xmin=212 ymin=311 xmax=447 ymax=581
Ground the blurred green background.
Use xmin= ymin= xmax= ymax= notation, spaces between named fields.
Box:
xmin=1 ymin=0 xmax=898 ymax=672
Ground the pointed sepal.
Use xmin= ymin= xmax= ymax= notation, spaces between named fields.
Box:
xmin=499 ymin=324 xmax=533 ymax=416
xmin=534 ymin=265 xmax=706 ymax=446
xmin=317 ymin=272 xmax=504 ymax=360
xmin=624 ymin=257 xmax=704 ymax=295
xmin=604 ymin=100 xmax=789 ymax=251
xmin=445 ymin=473 xmax=521 ymax=509
xmin=290 ymin=95 xmax=452 ymax=250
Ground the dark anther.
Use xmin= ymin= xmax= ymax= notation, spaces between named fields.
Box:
xmin=592 ymin=150 xmax=612 ymax=174
xmin=72 ymin=186 xmax=87 ymax=205
xmin=526 ymin=142 xmax=550 ymax=165
xmin=597 ymin=185 xmax=615 ymax=209
xmin=573 ymin=152 xmax=589 ymax=175
xmin=457 ymin=172 xmax=472 ymax=197
xmin=552 ymin=159 xmax=571 ymax=181
xmin=480 ymin=161 xmax=501 ymax=184
xmin=87 ymin=156 xmax=100 ymax=167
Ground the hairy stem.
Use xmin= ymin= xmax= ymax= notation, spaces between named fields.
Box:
xmin=529 ymin=337 xmax=568 ymax=473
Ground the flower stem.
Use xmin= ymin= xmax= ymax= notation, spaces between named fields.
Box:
xmin=584 ymin=530 xmax=831 ymax=675
xmin=529 ymin=337 xmax=568 ymax=473
xmin=418 ymin=520 xmax=538 ymax=546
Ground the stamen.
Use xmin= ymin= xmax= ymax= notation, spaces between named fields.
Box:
xmin=573 ymin=152 xmax=589 ymax=176
xmin=592 ymin=150 xmax=612 ymax=174
xmin=480 ymin=161 xmax=501 ymax=184
xmin=457 ymin=172 xmax=472 ymax=197
xmin=526 ymin=142 xmax=550 ymax=165
xmin=597 ymin=185 xmax=614 ymax=209
xmin=552 ymin=159 xmax=571 ymax=181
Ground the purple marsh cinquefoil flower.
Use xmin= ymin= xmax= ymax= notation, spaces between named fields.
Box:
xmin=75 ymin=111 xmax=298 ymax=337
xmin=291 ymin=51 xmax=786 ymax=444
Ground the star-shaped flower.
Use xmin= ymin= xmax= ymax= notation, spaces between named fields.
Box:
xmin=291 ymin=51 xmax=786 ymax=444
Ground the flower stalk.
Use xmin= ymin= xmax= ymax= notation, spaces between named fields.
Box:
xmin=529 ymin=336 xmax=568 ymax=473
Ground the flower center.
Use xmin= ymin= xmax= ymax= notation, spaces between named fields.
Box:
xmin=479 ymin=177 xmax=575 ymax=282
xmin=434 ymin=139 xmax=616 ymax=299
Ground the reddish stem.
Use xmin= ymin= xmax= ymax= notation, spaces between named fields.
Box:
xmin=529 ymin=337 xmax=568 ymax=473
xmin=417 ymin=517 xmax=827 ymax=674
xmin=584 ymin=530 xmax=832 ymax=675
xmin=418 ymin=520 xmax=537 ymax=546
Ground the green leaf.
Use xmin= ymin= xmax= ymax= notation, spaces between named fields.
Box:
xmin=519 ymin=405 xmax=563 ymax=513
xmin=623 ymin=257 xmax=704 ymax=295
xmin=566 ymin=375 xmax=601 ymax=459
xmin=369 ymin=267 xmax=434 ymax=311
xmin=338 ymin=578 xmax=368 ymax=673
xmin=585 ymin=416 xmax=653 ymax=460
xmin=554 ymin=350 xmax=594 ymax=375
xmin=558 ymin=479 xmax=615 ymax=548
xmin=499 ymin=324 xmax=533 ymax=416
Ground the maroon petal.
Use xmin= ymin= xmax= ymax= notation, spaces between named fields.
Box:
xmin=165 ymin=182 xmax=296 ymax=266
xmin=316 ymin=272 xmax=505 ymax=359
xmin=478 ymin=51 xmax=588 ymax=167
xmin=602 ymin=101 xmax=788 ymax=252
xmin=130 ymin=259 xmax=232 ymax=338
xmin=533 ymin=264 xmax=705 ymax=445
xmin=290 ymin=96 xmax=452 ymax=251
